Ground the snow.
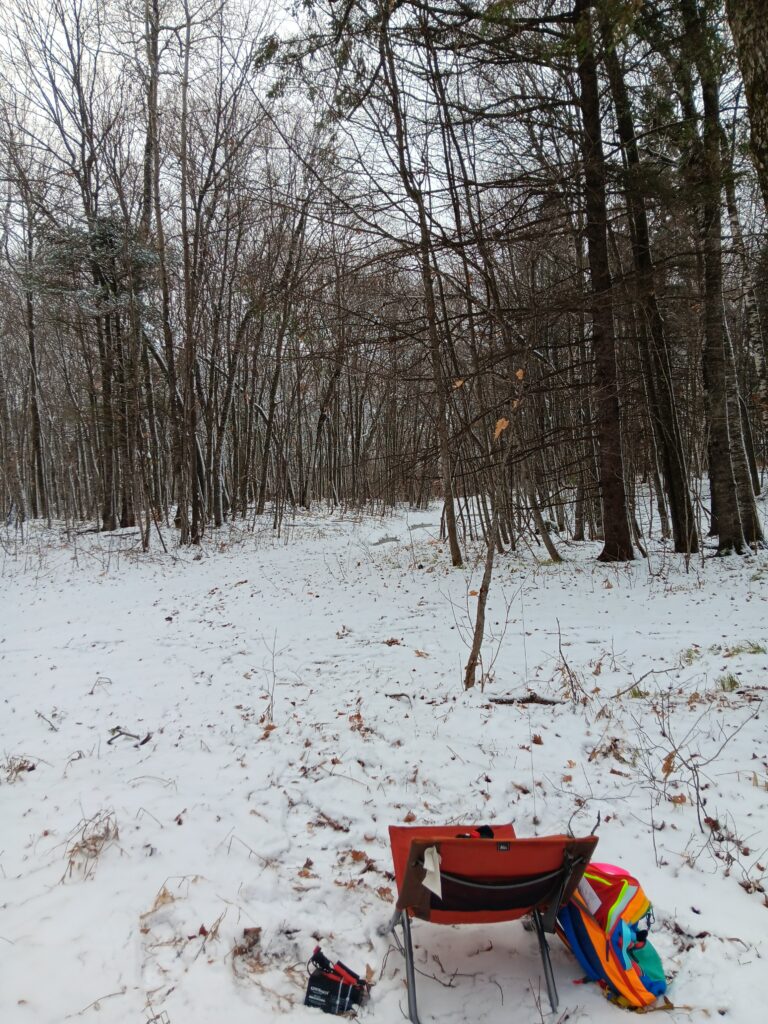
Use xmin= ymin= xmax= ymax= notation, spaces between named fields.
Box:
xmin=1 ymin=509 xmax=767 ymax=1024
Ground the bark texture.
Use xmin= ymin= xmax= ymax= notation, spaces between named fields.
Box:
xmin=726 ymin=0 xmax=768 ymax=214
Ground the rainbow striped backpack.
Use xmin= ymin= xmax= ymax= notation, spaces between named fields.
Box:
xmin=557 ymin=862 xmax=667 ymax=1008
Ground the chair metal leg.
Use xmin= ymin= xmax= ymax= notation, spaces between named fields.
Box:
xmin=533 ymin=909 xmax=559 ymax=1014
xmin=540 ymin=853 xmax=583 ymax=933
xmin=379 ymin=909 xmax=400 ymax=937
xmin=400 ymin=910 xmax=423 ymax=1024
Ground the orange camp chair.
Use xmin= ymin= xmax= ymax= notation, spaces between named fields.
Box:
xmin=384 ymin=824 xmax=598 ymax=1023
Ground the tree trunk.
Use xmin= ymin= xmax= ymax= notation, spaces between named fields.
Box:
xmin=97 ymin=311 xmax=117 ymax=532
xmin=379 ymin=15 xmax=462 ymax=567
xmin=0 ymin=360 xmax=27 ymax=523
xmin=575 ymin=0 xmax=634 ymax=562
xmin=464 ymin=503 xmax=497 ymax=689
xmin=725 ymin=0 xmax=768 ymax=215
xmin=257 ymin=207 xmax=308 ymax=516
xmin=179 ymin=4 xmax=201 ymax=545
xmin=681 ymin=0 xmax=752 ymax=552
xmin=601 ymin=18 xmax=698 ymax=553
xmin=26 ymin=285 xmax=47 ymax=521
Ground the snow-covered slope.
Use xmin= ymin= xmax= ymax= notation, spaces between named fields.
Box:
xmin=2 ymin=510 xmax=766 ymax=1023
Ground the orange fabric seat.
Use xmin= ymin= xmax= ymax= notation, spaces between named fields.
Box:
xmin=384 ymin=823 xmax=598 ymax=1023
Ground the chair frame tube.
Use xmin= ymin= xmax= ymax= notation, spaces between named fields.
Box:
xmin=400 ymin=910 xmax=423 ymax=1024
xmin=388 ymin=907 xmax=559 ymax=1022
xmin=532 ymin=908 xmax=559 ymax=1013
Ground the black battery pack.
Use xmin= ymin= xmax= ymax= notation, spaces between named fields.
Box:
xmin=304 ymin=946 xmax=369 ymax=1015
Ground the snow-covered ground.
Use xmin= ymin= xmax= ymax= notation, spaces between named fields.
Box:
xmin=2 ymin=509 xmax=767 ymax=1024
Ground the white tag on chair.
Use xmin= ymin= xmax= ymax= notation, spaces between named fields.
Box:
xmin=578 ymin=876 xmax=601 ymax=916
xmin=422 ymin=846 xmax=442 ymax=899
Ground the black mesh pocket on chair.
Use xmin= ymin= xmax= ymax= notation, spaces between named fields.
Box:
xmin=431 ymin=867 xmax=563 ymax=913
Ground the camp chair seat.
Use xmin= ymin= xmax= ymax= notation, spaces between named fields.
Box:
xmin=385 ymin=824 xmax=598 ymax=1023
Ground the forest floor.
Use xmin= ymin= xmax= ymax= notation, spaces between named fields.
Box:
xmin=2 ymin=507 xmax=768 ymax=1024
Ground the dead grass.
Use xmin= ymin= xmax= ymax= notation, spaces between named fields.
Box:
xmin=62 ymin=810 xmax=119 ymax=880
xmin=2 ymin=754 xmax=38 ymax=782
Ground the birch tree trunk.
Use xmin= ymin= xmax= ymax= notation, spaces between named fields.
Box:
xmin=726 ymin=0 xmax=768 ymax=214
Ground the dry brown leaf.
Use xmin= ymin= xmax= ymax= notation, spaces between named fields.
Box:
xmin=403 ymin=810 xmax=416 ymax=823
xmin=669 ymin=793 xmax=687 ymax=805
xmin=414 ymin=649 xmax=429 ymax=658
xmin=144 ymin=885 xmax=175 ymax=916
xmin=313 ymin=813 xmax=350 ymax=833
xmin=515 ymin=368 xmax=525 ymax=381
xmin=493 ymin=417 xmax=510 ymax=441
xmin=233 ymin=927 xmax=262 ymax=958
xmin=376 ymin=886 xmax=394 ymax=902
xmin=349 ymin=710 xmax=370 ymax=735
xmin=468 ymin=589 xmax=479 ymax=597
xmin=453 ymin=379 xmax=465 ymax=389
xmin=662 ymin=752 xmax=676 ymax=777
xmin=532 ymin=734 xmax=543 ymax=745
xmin=298 ymin=857 xmax=316 ymax=878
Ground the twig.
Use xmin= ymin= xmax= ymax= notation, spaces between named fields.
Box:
xmin=226 ymin=832 xmax=269 ymax=865
xmin=321 ymin=766 xmax=368 ymax=786
xmin=88 ymin=676 xmax=112 ymax=696
xmin=609 ymin=665 xmax=676 ymax=700
xmin=446 ymin=746 xmax=466 ymax=764
xmin=35 ymin=710 xmax=58 ymax=732
xmin=136 ymin=806 xmax=165 ymax=828
xmin=107 ymin=728 xmax=140 ymax=744
xmin=128 ymin=776 xmax=177 ymax=790
xmin=490 ymin=977 xmax=504 ymax=1005
xmin=555 ymin=619 xmax=588 ymax=704
xmin=490 ymin=693 xmax=563 ymax=707
xmin=530 ymin=977 xmax=545 ymax=1024
xmin=64 ymin=986 xmax=127 ymax=1017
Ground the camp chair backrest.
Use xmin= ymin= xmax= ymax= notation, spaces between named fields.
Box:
xmin=386 ymin=826 xmax=600 ymax=1023
xmin=389 ymin=826 xmax=598 ymax=926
